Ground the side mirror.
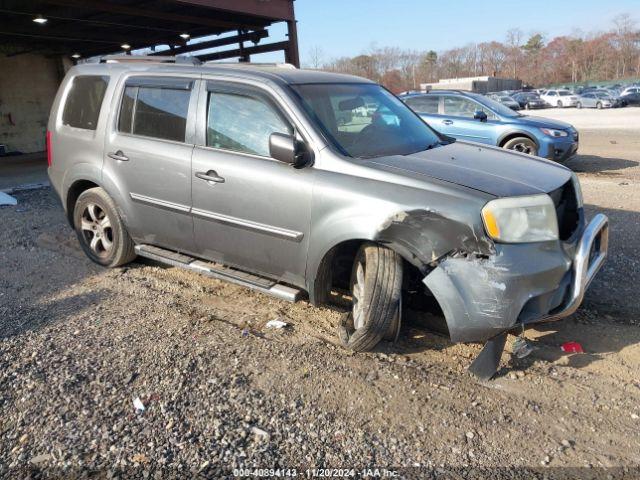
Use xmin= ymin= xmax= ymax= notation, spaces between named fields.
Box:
xmin=474 ymin=110 xmax=488 ymax=122
xmin=269 ymin=132 xmax=308 ymax=167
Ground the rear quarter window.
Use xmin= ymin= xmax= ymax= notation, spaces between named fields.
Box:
xmin=62 ymin=75 xmax=109 ymax=130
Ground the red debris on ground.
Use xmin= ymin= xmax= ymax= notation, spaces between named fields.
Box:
xmin=561 ymin=341 xmax=584 ymax=353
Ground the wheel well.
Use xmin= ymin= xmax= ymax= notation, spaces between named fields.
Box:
xmin=499 ymin=132 xmax=537 ymax=149
xmin=313 ymin=239 xmax=449 ymax=334
xmin=65 ymin=180 xmax=99 ymax=225
xmin=314 ymin=240 xmax=364 ymax=305
xmin=313 ymin=239 xmax=426 ymax=306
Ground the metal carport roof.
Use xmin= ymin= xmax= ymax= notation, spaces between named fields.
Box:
xmin=0 ymin=0 xmax=299 ymax=66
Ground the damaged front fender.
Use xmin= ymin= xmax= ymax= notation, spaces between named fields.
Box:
xmin=375 ymin=209 xmax=494 ymax=271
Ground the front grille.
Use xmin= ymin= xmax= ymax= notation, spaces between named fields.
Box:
xmin=549 ymin=180 xmax=579 ymax=241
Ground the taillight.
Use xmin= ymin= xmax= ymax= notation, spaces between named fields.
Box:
xmin=46 ymin=131 xmax=52 ymax=167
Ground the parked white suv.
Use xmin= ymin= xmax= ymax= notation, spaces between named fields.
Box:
xmin=541 ymin=89 xmax=579 ymax=108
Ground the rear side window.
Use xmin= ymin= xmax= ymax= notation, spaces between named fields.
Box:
xmin=405 ymin=96 xmax=439 ymax=114
xmin=118 ymin=81 xmax=191 ymax=142
xmin=62 ymin=75 xmax=109 ymax=130
xmin=206 ymin=91 xmax=292 ymax=157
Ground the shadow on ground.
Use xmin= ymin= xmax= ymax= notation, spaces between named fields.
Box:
xmin=566 ymin=154 xmax=638 ymax=174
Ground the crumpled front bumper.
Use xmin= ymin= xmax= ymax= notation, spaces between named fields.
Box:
xmin=423 ymin=214 xmax=609 ymax=343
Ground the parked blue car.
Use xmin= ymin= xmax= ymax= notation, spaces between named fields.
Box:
xmin=399 ymin=90 xmax=579 ymax=162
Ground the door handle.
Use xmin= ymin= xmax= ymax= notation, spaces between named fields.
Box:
xmin=107 ymin=150 xmax=129 ymax=162
xmin=442 ymin=119 xmax=453 ymax=125
xmin=195 ymin=170 xmax=225 ymax=184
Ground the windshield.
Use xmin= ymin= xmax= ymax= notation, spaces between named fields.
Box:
xmin=559 ymin=91 xmax=572 ymax=96
xmin=290 ymin=83 xmax=445 ymax=159
xmin=471 ymin=93 xmax=521 ymax=118
xmin=596 ymin=92 xmax=610 ymax=98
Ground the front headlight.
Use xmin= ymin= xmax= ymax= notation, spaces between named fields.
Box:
xmin=481 ymin=194 xmax=558 ymax=243
xmin=540 ymin=128 xmax=569 ymax=137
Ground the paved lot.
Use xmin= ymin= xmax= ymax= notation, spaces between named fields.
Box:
xmin=0 ymin=153 xmax=48 ymax=191
xmin=1 ymin=108 xmax=640 ymax=477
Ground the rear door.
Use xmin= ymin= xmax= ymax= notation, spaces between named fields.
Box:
xmin=190 ymin=80 xmax=313 ymax=287
xmin=103 ymin=75 xmax=198 ymax=253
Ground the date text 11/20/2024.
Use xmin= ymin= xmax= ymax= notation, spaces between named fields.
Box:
xmin=233 ymin=468 xmax=400 ymax=477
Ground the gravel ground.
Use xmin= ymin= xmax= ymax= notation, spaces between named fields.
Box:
xmin=2 ymin=120 xmax=640 ymax=478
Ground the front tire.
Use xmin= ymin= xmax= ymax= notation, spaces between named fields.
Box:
xmin=503 ymin=137 xmax=538 ymax=156
xmin=338 ymin=243 xmax=403 ymax=352
xmin=576 ymin=102 xmax=582 ymax=109
xmin=73 ymin=187 xmax=136 ymax=267
xmin=596 ymin=101 xmax=602 ymax=109
xmin=557 ymin=100 xmax=563 ymax=108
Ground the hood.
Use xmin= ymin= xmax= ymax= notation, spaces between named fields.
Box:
xmin=515 ymin=115 xmax=574 ymax=130
xmin=365 ymin=142 xmax=572 ymax=197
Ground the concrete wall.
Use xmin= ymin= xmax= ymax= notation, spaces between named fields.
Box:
xmin=0 ymin=54 xmax=64 ymax=154
xmin=421 ymin=76 xmax=522 ymax=94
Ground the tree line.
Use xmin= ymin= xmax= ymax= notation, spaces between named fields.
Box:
xmin=307 ymin=14 xmax=639 ymax=92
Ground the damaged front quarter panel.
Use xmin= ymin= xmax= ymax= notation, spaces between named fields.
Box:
xmin=375 ymin=208 xmax=495 ymax=271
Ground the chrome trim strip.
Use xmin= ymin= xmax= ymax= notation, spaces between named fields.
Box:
xmin=129 ymin=192 xmax=191 ymax=213
xmin=191 ymin=207 xmax=304 ymax=241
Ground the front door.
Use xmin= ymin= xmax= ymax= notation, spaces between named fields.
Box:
xmin=191 ymin=81 xmax=312 ymax=287
xmin=439 ymin=95 xmax=494 ymax=144
xmin=103 ymin=75 xmax=198 ymax=253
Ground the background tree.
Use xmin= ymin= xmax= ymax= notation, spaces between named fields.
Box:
xmin=322 ymin=14 xmax=639 ymax=91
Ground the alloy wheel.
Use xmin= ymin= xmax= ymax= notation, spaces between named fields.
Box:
xmin=80 ymin=203 xmax=113 ymax=257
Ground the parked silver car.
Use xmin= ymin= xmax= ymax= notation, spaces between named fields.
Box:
xmin=576 ymin=92 xmax=613 ymax=109
xmin=47 ymin=57 xmax=609 ymax=378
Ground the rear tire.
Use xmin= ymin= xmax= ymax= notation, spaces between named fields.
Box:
xmin=576 ymin=102 xmax=582 ymax=109
xmin=338 ymin=243 xmax=403 ymax=352
xmin=73 ymin=187 xmax=136 ymax=267
xmin=557 ymin=100 xmax=563 ymax=108
xmin=596 ymin=101 xmax=602 ymax=109
xmin=503 ymin=136 xmax=538 ymax=156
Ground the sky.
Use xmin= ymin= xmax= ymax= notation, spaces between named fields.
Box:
xmin=256 ymin=0 xmax=639 ymax=65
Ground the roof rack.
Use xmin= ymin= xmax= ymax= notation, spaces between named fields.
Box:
xmin=203 ymin=61 xmax=297 ymax=69
xmin=99 ymin=55 xmax=201 ymax=65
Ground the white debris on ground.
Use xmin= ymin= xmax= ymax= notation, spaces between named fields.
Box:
xmin=0 ymin=192 xmax=17 ymax=206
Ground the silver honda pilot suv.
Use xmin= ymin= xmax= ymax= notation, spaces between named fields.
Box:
xmin=47 ymin=58 xmax=609 ymax=378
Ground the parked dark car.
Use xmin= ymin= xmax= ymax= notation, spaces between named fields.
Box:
xmin=488 ymin=94 xmax=521 ymax=110
xmin=512 ymin=92 xmax=547 ymax=110
xmin=620 ymin=91 xmax=640 ymax=105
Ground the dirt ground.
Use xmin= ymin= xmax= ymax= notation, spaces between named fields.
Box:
xmin=1 ymin=109 xmax=640 ymax=478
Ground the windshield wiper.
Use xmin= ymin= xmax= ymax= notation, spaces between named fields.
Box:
xmin=425 ymin=140 xmax=451 ymax=150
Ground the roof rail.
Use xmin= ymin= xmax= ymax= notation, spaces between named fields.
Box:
xmin=203 ymin=61 xmax=297 ymax=69
xmin=99 ymin=55 xmax=201 ymax=65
